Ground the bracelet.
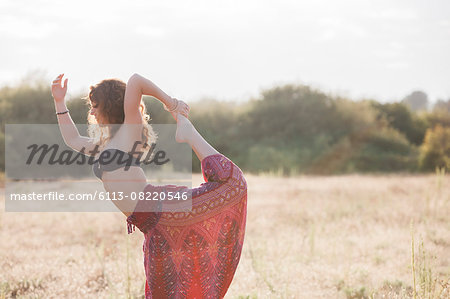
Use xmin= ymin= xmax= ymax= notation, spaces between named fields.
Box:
xmin=164 ymin=98 xmax=179 ymax=112
xmin=56 ymin=110 xmax=69 ymax=115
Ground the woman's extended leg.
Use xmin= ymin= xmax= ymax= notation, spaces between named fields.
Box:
xmin=174 ymin=114 xmax=219 ymax=161
xmin=131 ymin=115 xmax=247 ymax=299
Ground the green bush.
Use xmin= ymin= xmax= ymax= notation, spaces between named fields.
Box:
xmin=419 ymin=125 xmax=450 ymax=171
xmin=371 ymin=102 xmax=427 ymax=145
xmin=350 ymin=127 xmax=418 ymax=172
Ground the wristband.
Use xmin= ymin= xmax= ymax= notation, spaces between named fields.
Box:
xmin=164 ymin=98 xmax=179 ymax=112
xmin=56 ymin=110 xmax=69 ymax=115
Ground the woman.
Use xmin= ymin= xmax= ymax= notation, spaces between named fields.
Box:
xmin=51 ymin=73 xmax=247 ymax=298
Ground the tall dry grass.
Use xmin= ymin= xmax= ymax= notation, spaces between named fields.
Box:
xmin=0 ymin=172 xmax=449 ymax=298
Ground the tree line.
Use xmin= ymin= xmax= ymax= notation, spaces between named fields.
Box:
xmin=1 ymin=77 xmax=449 ymax=175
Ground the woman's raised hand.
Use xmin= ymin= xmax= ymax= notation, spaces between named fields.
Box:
xmin=51 ymin=74 xmax=68 ymax=102
xmin=176 ymin=99 xmax=190 ymax=118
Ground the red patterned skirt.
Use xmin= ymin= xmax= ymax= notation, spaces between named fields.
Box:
xmin=126 ymin=154 xmax=247 ymax=298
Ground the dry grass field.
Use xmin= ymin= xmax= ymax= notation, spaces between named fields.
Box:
xmin=0 ymin=172 xmax=449 ymax=298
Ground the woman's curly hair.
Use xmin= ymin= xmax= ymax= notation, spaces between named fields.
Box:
xmin=83 ymin=79 xmax=156 ymax=150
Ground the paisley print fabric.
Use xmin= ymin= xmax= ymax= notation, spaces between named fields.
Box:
xmin=127 ymin=154 xmax=247 ymax=298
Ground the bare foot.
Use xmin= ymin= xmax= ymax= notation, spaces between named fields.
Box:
xmin=175 ymin=114 xmax=193 ymax=143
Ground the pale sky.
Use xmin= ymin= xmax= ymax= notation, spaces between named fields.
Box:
xmin=1 ymin=0 xmax=449 ymax=103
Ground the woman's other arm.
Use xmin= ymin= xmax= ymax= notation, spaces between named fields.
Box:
xmin=124 ymin=73 xmax=189 ymax=123
xmin=51 ymin=74 xmax=97 ymax=153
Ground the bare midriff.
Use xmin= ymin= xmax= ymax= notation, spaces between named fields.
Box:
xmin=101 ymin=167 xmax=147 ymax=216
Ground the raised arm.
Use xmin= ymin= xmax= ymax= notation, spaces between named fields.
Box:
xmin=124 ymin=73 xmax=189 ymax=123
xmin=51 ymin=74 xmax=97 ymax=154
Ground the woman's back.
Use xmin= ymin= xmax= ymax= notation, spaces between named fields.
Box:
xmin=96 ymin=125 xmax=149 ymax=216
